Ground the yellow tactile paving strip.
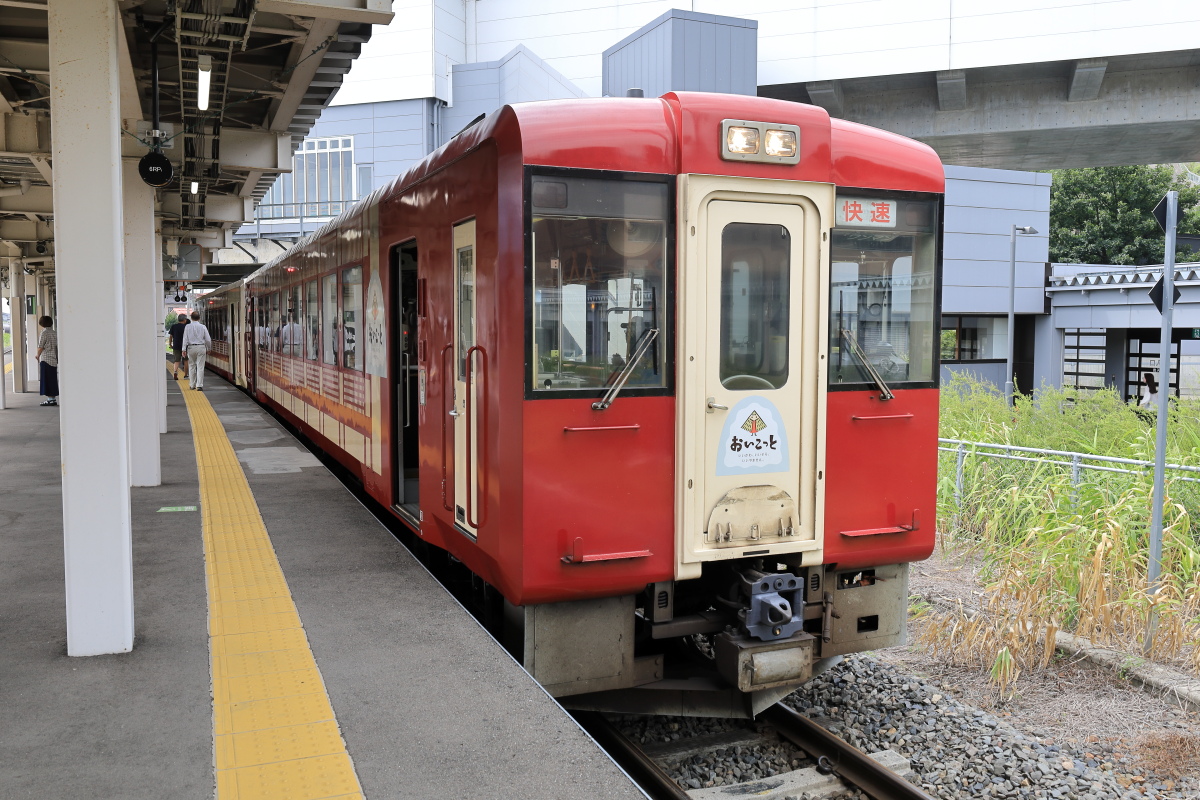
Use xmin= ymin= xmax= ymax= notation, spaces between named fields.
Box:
xmin=177 ymin=378 xmax=364 ymax=800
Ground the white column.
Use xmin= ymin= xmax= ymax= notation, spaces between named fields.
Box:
xmin=122 ymin=159 xmax=161 ymax=486
xmin=50 ymin=0 xmax=134 ymax=656
xmin=10 ymin=266 xmax=26 ymax=392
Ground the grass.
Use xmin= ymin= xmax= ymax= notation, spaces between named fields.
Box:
xmin=921 ymin=374 xmax=1200 ymax=686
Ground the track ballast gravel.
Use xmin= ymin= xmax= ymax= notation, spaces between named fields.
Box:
xmin=612 ymin=655 xmax=1196 ymax=799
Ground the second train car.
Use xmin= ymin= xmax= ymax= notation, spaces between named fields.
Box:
xmin=202 ymin=91 xmax=943 ymax=717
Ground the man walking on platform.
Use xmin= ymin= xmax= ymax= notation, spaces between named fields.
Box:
xmin=168 ymin=313 xmax=189 ymax=379
xmin=182 ymin=311 xmax=212 ymax=391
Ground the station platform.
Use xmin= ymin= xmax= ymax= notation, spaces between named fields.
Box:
xmin=0 ymin=369 xmax=644 ymax=800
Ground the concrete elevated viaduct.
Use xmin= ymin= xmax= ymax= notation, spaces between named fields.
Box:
xmin=761 ymin=48 xmax=1200 ymax=170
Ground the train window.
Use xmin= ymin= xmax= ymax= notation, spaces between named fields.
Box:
xmin=282 ymin=285 xmax=303 ymax=357
xmin=321 ymin=274 xmax=339 ymax=366
xmin=305 ymin=280 xmax=319 ymax=360
xmin=269 ymin=292 xmax=281 ymax=353
xmin=257 ymin=297 xmax=269 ymax=350
xmin=829 ymin=196 xmax=939 ymax=388
xmin=529 ymin=174 xmax=669 ymax=394
xmin=342 ymin=266 xmax=363 ymax=371
xmin=719 ymin=223 xmax=791 ymax=390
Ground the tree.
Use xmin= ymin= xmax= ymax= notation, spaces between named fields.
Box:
xmin=1049 ymin=165 xmax=1200 ymax=265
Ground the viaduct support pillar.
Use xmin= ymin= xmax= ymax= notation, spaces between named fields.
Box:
xmin=49 ymin=0 xmax=134 ymax=655
xmin=122 ymin=160 xmax=161 ymax=486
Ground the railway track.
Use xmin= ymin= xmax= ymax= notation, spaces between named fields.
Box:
xmin=576 ymin=704 xmax=935 ymax=800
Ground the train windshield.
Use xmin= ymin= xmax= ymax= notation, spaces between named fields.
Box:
xmin=828 ymin=195 xmax=939 ymax=388
xmin=529 ymin=174 xmax=670 ymax=394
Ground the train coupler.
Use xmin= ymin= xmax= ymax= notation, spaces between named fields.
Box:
xmin=737 ymin=569 xmax=805 ymax=640
xmin=714 ymin=630 xmax=814 ymax=692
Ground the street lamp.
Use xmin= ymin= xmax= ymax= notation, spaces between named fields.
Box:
xmin=1006 ymin=225 xmax=1039 ymax=406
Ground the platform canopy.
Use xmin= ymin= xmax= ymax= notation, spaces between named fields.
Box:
xmin=0 ymin=0 xmax=392 ymax=286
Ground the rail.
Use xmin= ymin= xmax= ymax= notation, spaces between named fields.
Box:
xmin=582 ymin=703 xmax=931 ymax=800
xmin=762 ymin=704 xmax=935 ymax=800
xmin=939 ymin=437 xmax=1200 ymax=508
xmin=572 ymin=711 xmax=691 ymax=800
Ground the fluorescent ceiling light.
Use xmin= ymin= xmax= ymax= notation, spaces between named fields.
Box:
xmin=197 ymin=55 xmax=212 ymax=112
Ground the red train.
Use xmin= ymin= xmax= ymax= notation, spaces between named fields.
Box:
xmin=203 ymin=92 xmax=942 ymax=717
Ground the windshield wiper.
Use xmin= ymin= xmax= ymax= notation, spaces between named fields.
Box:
xmin=593 ymin=328 xmax=660 ymax=410
xmin=840 ymin=328 xmax=895 ymax=400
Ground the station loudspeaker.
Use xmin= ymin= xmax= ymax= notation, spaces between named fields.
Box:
xmin=138 ymin=150 xmax=174 ymax=188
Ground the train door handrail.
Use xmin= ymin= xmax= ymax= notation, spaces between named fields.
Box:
xmin=465 ymin=344 xmax=488 ymax=529
xmin=440 ymin=343 xmax=454 ymax=512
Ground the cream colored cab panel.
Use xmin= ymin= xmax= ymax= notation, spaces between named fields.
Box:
xmin=676 ymin=176 xmax=834 ymax=580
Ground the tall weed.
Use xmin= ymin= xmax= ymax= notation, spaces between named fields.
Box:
xmin=926 ymin=374 xmax=1200 ymax=677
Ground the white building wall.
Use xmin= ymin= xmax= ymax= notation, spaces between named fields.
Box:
xmin=338 ymin=0 xmax=1200 ymax=104
xmin=434 ymin=0 xmax=468 ymax=101
xmin=334 ymin=0 xmax=438 ymax=105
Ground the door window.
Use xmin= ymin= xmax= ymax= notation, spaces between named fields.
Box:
xmin=719 ymin=223 xmax=791 ymax=390
xmin=456 ymin=245 xmax=474 ymax=380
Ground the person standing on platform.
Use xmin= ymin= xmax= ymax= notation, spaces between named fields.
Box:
xmin=182 ymin=310 xmax=212 ymax=391
xmin=168 ymin=313 xmax=189 ymax=379
xmin=36 ymin=315 xmax=58 ymax=407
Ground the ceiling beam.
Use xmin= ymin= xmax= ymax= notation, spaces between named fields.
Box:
xmin=256 ymin=0 xmax=394 ymax=26
xmin=805 ymin=80 xmax=844 ymax=117
xmin=1068 ymin=58 xmax=1108 ymax=101
xmin=267 ymin=18 xmax=338 ymax=133
xmin=936 ymin=69 xmax=968 ymax=111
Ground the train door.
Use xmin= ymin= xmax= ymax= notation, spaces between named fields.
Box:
xmin=244 ymin=295 xmax=257 ymax=394
xmin=228 ymin=301 xmax=237 ymax=383
xmin=678 ymin=180 xmax=831 ymax=575
xmin=391 ymin=241 xmax=421 ymax=518
xmin=451 ymin=219 xmax=481 ymax=537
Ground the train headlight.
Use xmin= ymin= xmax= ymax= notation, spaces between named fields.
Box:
xmin=764 ymin=129 xmax=798 ymax=158
xmin=720 ymin=120 xmax=802 ymax=165
xmin=726 ymin=126 xmax=760 ymax=155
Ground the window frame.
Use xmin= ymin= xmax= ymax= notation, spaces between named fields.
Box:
xmin=341 ymin=263 xmax=364 ymax=372
xmin=304 ymin=279 xmax=319 ymax=361
xmin=522 ymin=165 xmax=676 ymax=400
xmin=827 ymin=187 xmax=944 ymax=393
xmin=940 ymin=313 xmax=1008 ymax=364
xmin=320 ymin=271 xmax=340 ymax=367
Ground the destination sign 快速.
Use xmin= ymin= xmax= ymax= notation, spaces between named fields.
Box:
xmin=836 ymin=198 xmax=897 ymax=228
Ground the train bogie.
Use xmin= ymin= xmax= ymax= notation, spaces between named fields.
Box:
xmin=201 ymin=91 xmax=943 ymax=716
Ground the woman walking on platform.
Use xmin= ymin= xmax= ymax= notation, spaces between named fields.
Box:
xmin=36 ymin=315 xmax=58 ymax=407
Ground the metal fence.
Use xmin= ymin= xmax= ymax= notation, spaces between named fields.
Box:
xmin=939 ymin=438 xmax=1200 ymax=508
xmin=250 ymin=200 xmax=357 ymax=240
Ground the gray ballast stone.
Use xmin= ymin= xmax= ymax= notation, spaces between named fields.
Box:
xmin=781 ymin=657 xmax=1198 ymax=800
xmin=686 ymin=750 xmax=910 ymax=800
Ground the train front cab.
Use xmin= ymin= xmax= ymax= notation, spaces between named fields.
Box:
xmin=506 ymin=104 xmax=942 ymax=718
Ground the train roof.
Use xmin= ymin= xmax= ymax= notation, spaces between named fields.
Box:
xmin=237 ymin=92 xmax=943 ymax=285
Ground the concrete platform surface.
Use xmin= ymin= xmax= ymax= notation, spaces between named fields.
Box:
xmin=0 ymin=372 xmax=645 ymax=799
